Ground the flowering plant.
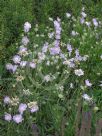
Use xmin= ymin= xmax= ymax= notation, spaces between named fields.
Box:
xmin=3 ymin=8 xmax=102 ymax=135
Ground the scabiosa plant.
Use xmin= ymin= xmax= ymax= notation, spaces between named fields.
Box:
xmin=3 ymin=9 xmax=102 ymax=135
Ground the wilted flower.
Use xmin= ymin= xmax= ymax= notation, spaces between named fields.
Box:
xmin=18 ymin=103 xmax=27 ymax=114
xmin=13 ymin=114 xmax=23 ymax=123
xmin=82 ymin=94 xmax=92 ymax=102
xmin=74 ymin=69 xmax=84 ymax=76
xmin=22 ymin=36 xmax=29 ymax=45
xmin=22 ymin=89 xmax=32 ymax=96
xmin=24 ymin=22 xmax=31 ymax=33
xmin=4 ymin=113 xmax=12 ymax=122
xmin=10 ymin=96 xmax=19 ymax=106
xmin=4 ymin=96 xmax=11 ymax=104
xmin=85 ymin=79 xmax=92 ymax=87
xmin=18 ymin=46 xmax=28 ymax=56
xmin=28 ymin=102 xmax=39 ymax=113
xmin=16 ymin=75 xmax=25 ymax=82
xmin=13 ymin=55 xmax=21 ymax=64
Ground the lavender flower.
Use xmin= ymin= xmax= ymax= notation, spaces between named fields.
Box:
xmin=54 ymin=40 xmax=60 ymax=47
xmin=54 ymin=20 xmax=60 ymax=28
xmin=38 ymin=52 xmax=46 ymax=61
xmin=20 ymin=61 xmax=27 ymax=67
xmin=82 ymin=94 xmax=92 ymax=102
xmin=28 ymin=102 xmax=39 ymax=113
xmin=29 ymin=62 xmax=36 ymax=69
xmin=30 ymin=106 xmax=39 ymax=113
xmin=63 ymin=60 xmax=75 ymax=68
xmin=42 ymin=43 xmax=48 ymax=53
xmin=6 ymin=63 xmax=13 ymax=70
xmin=92 ymin=18 xmax=98 ymax=27
xmin=75 ymin=49 xmax=79 ymax=56
xmin=22 ymin=36 xmax=29 ymax=45
xmin=60 ymin=53 xmax=66 ymax=59
xmin=4 ymin=113 xmax=12 ymax=122
xmin=85 ymin=79 xmax=92 ymax=87
xmin=81 ymin=12 xmax=87 ymax=18
xmin=67 ymin=44 xmax=73 ymax=56
xmin=75 ymin=49 xmax=82 ymax=61
xmin=12 ymin=65 xmax=18 ymax=73
xmin=6 ymin=64 xmax=17 ymax=73
xmin=50 ymin=46 xmax=60 ymax=55
xmin=13 ymin=114 xmax=23 ymax=123
xmin=18 ymin=103 xmax=27 ymax=114
xmin=13 ymin=55 xmax=21 ymax=64
xmin=74 ymin=69 xmax=84 ymax=76
xmin=54 ymin=19 xmax=61 ymax=40
xmin=24 ymin=22 xmax=31 ymax=33
xmin=4 ymin=96 xmax=11 ymax=104
xmin=80 ymin=18 xmax=85 ymax=24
